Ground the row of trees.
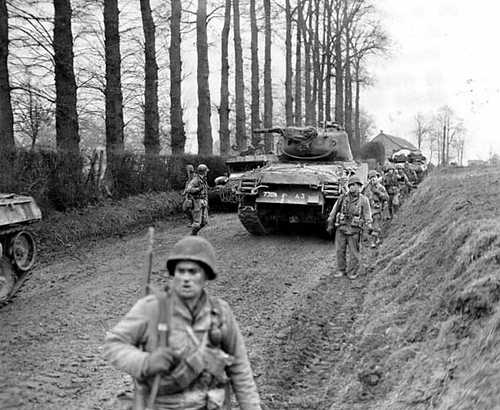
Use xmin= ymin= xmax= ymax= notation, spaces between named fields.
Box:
xmin=413 ymin=106 xmax=466 ymax=166
xmin=0 ymin=0 xmax=389 ymax=162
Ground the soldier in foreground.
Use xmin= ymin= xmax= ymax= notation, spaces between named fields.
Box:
xmin=104 ymin=236 xmax=261 ymax=410
xmin=362 ymin=170 xmax=389 ymax=248
xmin=186 ymin=164 xmax=209 ymax=235
xmin=327 ymin=175 xmax=372 ymax=279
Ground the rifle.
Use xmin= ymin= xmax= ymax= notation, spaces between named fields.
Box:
xmin=132 ymin=227 xmax=155 ymax=410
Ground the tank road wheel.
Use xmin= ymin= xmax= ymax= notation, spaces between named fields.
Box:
xmin=9 ymin=231 xmax=37 ymax=272
xmin=0 ymin=257 xmax=16 ymax=304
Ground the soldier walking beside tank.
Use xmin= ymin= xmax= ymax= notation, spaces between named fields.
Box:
xmin=186 ymin=164 xmax=209 ymax=236
xmin=362 ymin=170 xmax=388 ymax=248
xmin=104 ymin=236 xmax=261 ymax=410
xmin=182 ymin=164 xmax=195 ymax=225
xmin=382 ymin=164 xmax=400 ymax=219
xmin=327 ymin=175 xmax=372 ymax=279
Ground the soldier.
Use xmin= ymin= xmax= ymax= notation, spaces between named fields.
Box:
xmin=395 ymin=163 xmax=413 ymax=200
xmin=382 ymin=164 xmax=400 ymax=219
xmin=327 ymin=175 xmax=372 ymax=280
xmin=182 ymin=164 xmax=195 ymax=225
xmin=104 ymin=236 xmax=262 ymax=410
xmin=186 ymin=164 xmax=209 ymax=236
xmin=362 ymin=170 xmax=389 ymax=248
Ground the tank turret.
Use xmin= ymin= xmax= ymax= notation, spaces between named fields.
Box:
xmin=253 ymin=122 xmax=353 ymax=161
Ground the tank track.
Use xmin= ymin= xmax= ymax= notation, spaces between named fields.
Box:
xmin=237 ymin=205 xmax=269 ymax=235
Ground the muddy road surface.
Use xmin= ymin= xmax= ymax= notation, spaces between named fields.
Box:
xmin=0 ymin=213 xmax=368 ymax=410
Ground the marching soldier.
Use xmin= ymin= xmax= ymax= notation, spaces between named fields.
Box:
xmin=186 ymin=164 xmax=210 ymax=236
xmin=182 ymin=164 xmax=195 ymax=225
xmin=362 ymin=170 xmax=389 ymax=248
xmin=382 ymin=164 xmax=400 ymax=219
xmin=104 ymin=236 xmax=262 ymax=410
xmin=327 ymin=175 xmax=372 ymax=279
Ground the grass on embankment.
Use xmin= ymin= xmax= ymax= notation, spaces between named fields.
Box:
xmin=334 ymin=166 xmax=500 ymax=410
xmin=33 ymin=191 xmax=183 ymax=256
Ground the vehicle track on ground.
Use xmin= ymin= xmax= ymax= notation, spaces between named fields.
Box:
xmin=0 ymin=213 xmax=367 ymax=410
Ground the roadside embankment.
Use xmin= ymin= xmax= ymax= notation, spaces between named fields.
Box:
xmin=33 ymin=191 xmax=183 ymax=256
xmin=328 ymin=166 xmax=500 ymax=409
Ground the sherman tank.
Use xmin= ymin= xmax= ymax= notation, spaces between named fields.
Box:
xmin=237 ymin=123 xmax=367 ymax=235
xmin=0 ymin=194 xmax=41 ymax=304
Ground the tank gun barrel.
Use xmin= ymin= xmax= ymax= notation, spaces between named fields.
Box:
xmin=252 ymin=127 xmax=285 ymax=135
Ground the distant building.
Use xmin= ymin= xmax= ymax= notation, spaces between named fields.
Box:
xmin=467 ymin=159 xmax=487 ymax=167
xmin=370 ymin=130 xmax=417 ymax=159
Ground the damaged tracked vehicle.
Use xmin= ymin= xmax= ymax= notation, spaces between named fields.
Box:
xmin=237 ymin=123 xmax=367 ymax=235
xmin=0 ymin=194 xmax=41 ymax=304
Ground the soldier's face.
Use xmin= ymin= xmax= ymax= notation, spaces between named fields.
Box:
xmin=173 ymin=261 xmax=207 ymax=301
xmin=348 ymin=183 xmax=361 ymax=194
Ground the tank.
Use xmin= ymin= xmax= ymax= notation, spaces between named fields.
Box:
xmin=0 ymin=194 xmax=41 ymax=304
xmin=211 ymin=154 xmax=277 ymax=209
xmin=237 ymin=123 xmax=367 ymax=235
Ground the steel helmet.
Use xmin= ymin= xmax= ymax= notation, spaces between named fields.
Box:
xmin=395 ymin=163 xmax=404 ymax=169
xmin=166 ymin=236 xmax=217 ymax=280
xmin=385 ymin=163 xmax=395 ymax=171
xmin=197 ymin=164 xmax=209 ymax=174
xmin=347 ymin=175 xmax=363 ymax=186
xmin=368 ymin=170 xmax=378 ymax=179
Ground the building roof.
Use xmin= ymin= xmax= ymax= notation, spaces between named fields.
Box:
xmin=370 ymin=131 xmax=417 ymax=158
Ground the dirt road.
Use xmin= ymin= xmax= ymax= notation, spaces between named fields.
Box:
xmin=0 ymin=213 xmax=368 ymax=410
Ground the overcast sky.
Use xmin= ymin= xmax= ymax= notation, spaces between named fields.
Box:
xmin=363 ymin=0 xmax=500 ymax=161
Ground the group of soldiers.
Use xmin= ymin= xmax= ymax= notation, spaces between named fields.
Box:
xmin=327 ymin=161 xmax=423 ymax=280
xmin=102 ymin=160 xmax=425 ymax=410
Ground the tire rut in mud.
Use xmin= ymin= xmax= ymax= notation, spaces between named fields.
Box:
xmin=261 ymin=272 xmax=367 ymax=409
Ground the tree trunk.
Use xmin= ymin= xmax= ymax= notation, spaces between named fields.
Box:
xmin=53 ymin=0 xmax=79 ymax=154
xmin=219 ymin=0 xmax=231 ymax=156
xmin=311 ymin=0 xmax=319 ymax=125
xmin=354 ymin=59 xmax=361 ymax=147
xmin=263 ymin=0 xmax=273 ymax=152
xmin=294 ymin=4 xmax=302 ymax=126
xmin=344 ymin=24 xmax=354 ymax=154
xmin=233 ymin=0 xmax=246 ymax=149
xmin=304 ymin=2 xmax=313 ymax=124
xmin=334 ymin=4 xmax=343 ymax=125
xmin=0 ymin=0 xmax=13 ymax=150
xmin=104 ymin=0 xmax=124 ymax=159
xmin=140 ymin=0 xmax=160 ymax=155
xmin=324 ymin=0 xmax=332 ymax=122
xmin=170 ymin=0 xmax=185 ymax=154
xmin=284 ymin=0 xmax=293 ymax=126
xmin=196 ymin=0 xmax=212 ymax=155
xmin=250 ymin=0 xmax=260 ymax=143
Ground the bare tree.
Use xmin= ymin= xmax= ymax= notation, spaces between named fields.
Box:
xmin=294 ymin=0 xmax=303 ymax=126
xmin=196 ymin=0 xmax=212 ymax=155
xmin=233 ymin=0 xmax=246 ymax=149
xmin=104 ymin=0 xmax=124 ymax=160
xmin=53 ymin=0 xmax=79 ymax=154
xmin=263 ymin=0 xmax=273 ymax=151
xmin=0 ymin=0 xmax=14 ymax=149
xmin=139 ymin=0 xmax=160 ymax=156
xmin=284 ymin=0 xmax=293 ymax=125
xmin=333 ymin=0 xmax=344 ymax=125
xmin=219 ymin=0 xmax=231 ymax=156
xmin=170 ymin=0 xmax=185 ymax=154
xmin=413 ymin=112 xmax=430 ymax=151
xmin=250 ymin=0 xmax=260 ymax=141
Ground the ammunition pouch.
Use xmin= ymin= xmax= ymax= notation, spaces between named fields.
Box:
xmin=335 ymin=213 xmax=345 ymax=227
xmin=351 ymin=216 xmax=363 ymax=228
xmin=182 ymin=198 xmax=193 ymax=212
